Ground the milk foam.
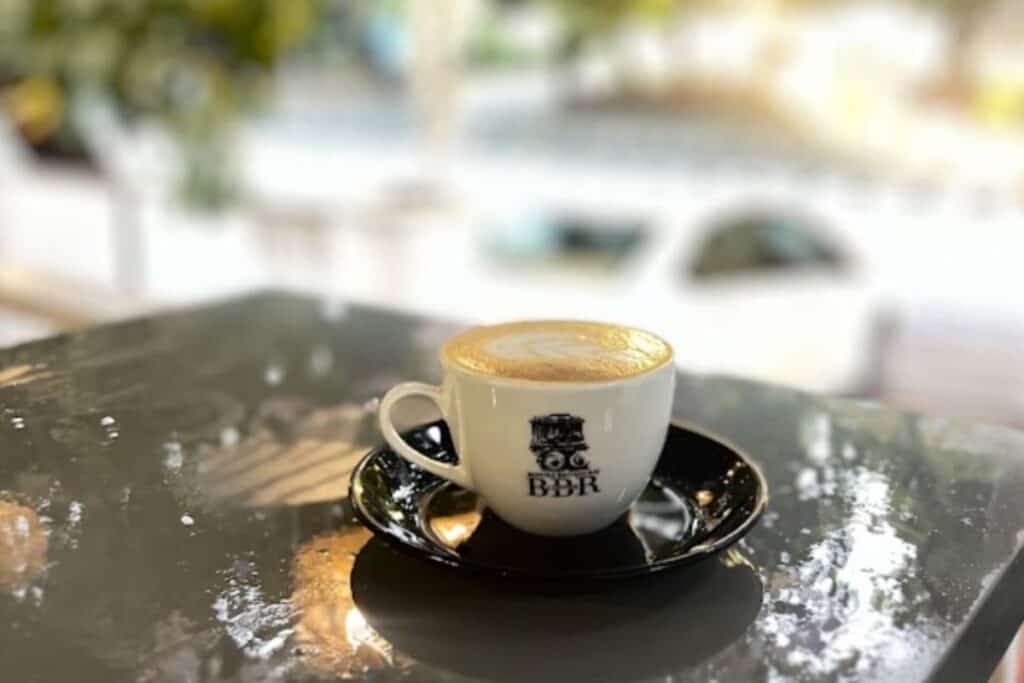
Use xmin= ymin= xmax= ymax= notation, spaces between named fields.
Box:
xmin=483 ymin=331 xmax=652 ymax=364
xmin=442 ymin=321 xmax=672 ymax=382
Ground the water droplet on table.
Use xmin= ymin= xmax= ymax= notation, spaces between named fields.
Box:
xmin=220 ymin=427 xmax=240 ymax=448
xmin=264 ymin=363 xmax=285 ymax=386
xmin=308 ymin=345 xmax=334 ymax=376
xmin=163 ymin=441 xmax=184 ymax=471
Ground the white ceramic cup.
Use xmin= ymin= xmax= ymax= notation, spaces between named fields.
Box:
xmin=378 ymin=334 xmax=675 ymax=536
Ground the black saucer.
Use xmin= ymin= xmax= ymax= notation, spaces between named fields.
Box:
xmin=350 ymin=421 xmax=767 ymax=580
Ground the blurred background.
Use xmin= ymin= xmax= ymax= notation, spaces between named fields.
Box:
xmin=1 ymin=0 xmax=1023 ymax=432
xmin=0 ymin=0 xmax=1022 ymax=679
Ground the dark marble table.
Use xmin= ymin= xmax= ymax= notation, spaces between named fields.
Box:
xmin=1 ymin=292 xmax=1023 ymax=683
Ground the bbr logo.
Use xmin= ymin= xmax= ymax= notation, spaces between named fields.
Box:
xmin=528 ymin=473 xmax=600 ymax=497
xmin=526 ymin=414 xmax=601 ymax=497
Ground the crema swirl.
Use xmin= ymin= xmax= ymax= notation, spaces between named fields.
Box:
xmin=441 ymin=321 xmax=673 ymax=382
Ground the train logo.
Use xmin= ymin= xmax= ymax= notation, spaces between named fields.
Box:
xmin=527 ymin=414 xmax=600 ymax=497
xmin=529 ymin=414 xmax=590 ymax=471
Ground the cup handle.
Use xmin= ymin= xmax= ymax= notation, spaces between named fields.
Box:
xmin=378 ymin=382 xmax=473 ymax=490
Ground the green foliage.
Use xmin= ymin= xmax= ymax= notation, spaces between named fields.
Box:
xmin=0 ymin=0 xmax=326 ymax=206
xmin=548 ymin=0 xmax=681 ymax=42
xmin=467 ymin=20 xmax=544 ymax=68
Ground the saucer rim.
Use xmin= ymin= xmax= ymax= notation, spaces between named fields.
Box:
xmin=349 ymin=419 xmax=769 ymax=580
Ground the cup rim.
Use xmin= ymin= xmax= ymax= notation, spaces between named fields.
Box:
xmin=439 ymin=351 xmax=675 ymax=389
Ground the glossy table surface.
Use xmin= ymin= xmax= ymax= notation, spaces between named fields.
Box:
xmin=1 ymin=292 xmax=1023 ymax=683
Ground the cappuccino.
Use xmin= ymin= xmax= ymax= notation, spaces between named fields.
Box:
xmin=379 ymin=318 xmax=676 ymax=535
xmin=441 ymin=321 xmax=672 ymax=382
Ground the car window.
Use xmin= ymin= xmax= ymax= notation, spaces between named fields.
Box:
xmin=689 ymin=211 xmax=847 ymax=279
xmin=484 ymin=212 xmax=648 ymax=272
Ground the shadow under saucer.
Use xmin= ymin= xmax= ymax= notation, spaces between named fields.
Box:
xmin=351 ymin=537 xmax=763 ymax=683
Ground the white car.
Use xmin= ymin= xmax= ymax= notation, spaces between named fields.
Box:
xmin=379 ymin=168 xmax=881 ymax=396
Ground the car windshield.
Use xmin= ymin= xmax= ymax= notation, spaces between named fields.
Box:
xmin=690 ymin=211 xmax=847 ymax=279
